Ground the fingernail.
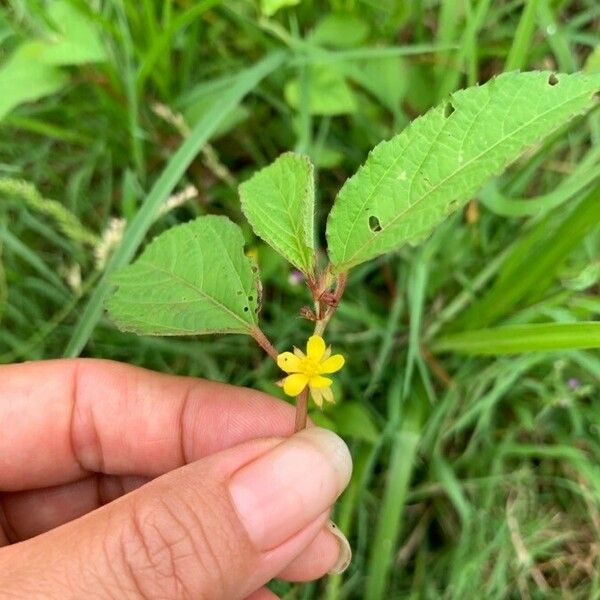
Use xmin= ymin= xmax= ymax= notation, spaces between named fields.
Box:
xmin=229 ymin=427 xmax=352 ymax=551
xmin=327 ymin=520 xmax=352 ymax=575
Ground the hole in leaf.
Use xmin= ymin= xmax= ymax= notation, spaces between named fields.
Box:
xmin=369 ymin=215 xmax=382 ymax=233
xmin=251 ymin=266 xmax=258 ymax=273
xmin=447 ymin=200 xmax=459 ymax=213
xmin=548 ymin=73 xmax=559 ymax=86
xmin=248 ymin=295 xmax=254 ymax=302
xmin=444 ymin=102 xmax=455 ymax=118
xmin=243 ymin=306 xmax=249 ymax=312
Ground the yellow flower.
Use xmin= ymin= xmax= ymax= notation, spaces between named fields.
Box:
xmin=277 ymin=335 xmax=345 ymax=407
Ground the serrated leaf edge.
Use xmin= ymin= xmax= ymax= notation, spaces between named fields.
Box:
xmin=106 ymin=215 xmax=260 ymax=336
xmin=240 ymin=152 xmax=316 ymax=274
xmin=327 ymin=70 xmax=600 ymax=271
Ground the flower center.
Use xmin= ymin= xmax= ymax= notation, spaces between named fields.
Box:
xmin=300 ymin=357 xmax=320 ymax=377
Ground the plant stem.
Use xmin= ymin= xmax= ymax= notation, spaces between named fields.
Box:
xmin=313 ymin=271 xmax=348 ymax=337
xmin=252 ymin=326 xmax=309 ymax=433
xmin=250 ymin=326 xmax=278 ymax=360
xmin=256 ymin=269 xmax=348 ymax=433
xmin=294 ymin=387 xmax=309 ymax=432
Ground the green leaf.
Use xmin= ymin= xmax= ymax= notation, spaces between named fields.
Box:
xmin=40 ymin=1 xmax=107 ymax=65
xmin=313 ymin=146 xmax=344 ymax=169
xmin=0 ymin=1 xmax=106 ymax=122
xmin=332 ymin=402 xmax=380 ymax=443
xmin=284 ymin=64 xmax=357 ymax=116
xmin=239 ymin=152 xmax=316 ymax=274
xmin=342 ymin=56 xmax=407 ymax=115
xmin=106 ymin=216 xmax=260 ymax=336
xmin=433 ymin=322 xmax=600 ymax=355
xmin=326 ymin=71 xmax=600 ymax=271
xmin=0 ymin=45 xmax=68 ymax=121
xmin=260 ymin=0 xmax=300 ymax=17
xmin=310 ymin=14 xmax=370 ymax=49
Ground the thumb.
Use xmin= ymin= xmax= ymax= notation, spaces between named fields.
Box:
xmin=3 ymin=427 xmax=352 ymax=599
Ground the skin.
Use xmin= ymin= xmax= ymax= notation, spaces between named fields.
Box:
xmin=0 ymin=359 xmax=348 ymax=599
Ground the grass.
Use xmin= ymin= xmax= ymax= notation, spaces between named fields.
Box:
xmin=1 ymin=0 xmax=599 ymax=598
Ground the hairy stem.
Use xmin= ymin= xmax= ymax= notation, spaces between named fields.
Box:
xmin=294 ymin=387 xmax=309 ymax=432
xmin=250 ymin=326 xmax=278 ymax=360
xmin=313 ymin=271 xmax=348 ymax=337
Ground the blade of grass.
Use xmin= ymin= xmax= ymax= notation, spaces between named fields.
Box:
xmin=0 ymin=270 xmax=101 ymax=363
xmin=324 ymin=442 xmax=382 ymax=600
xmin=437 ymin=0 xmax=492 ymax=98
xmin=290 ymin=43 xmax=457 ymax=65
xmin=434 ymin=0 xmax=463 ymax=78
xmin=365 ymin=266 xmax=405 ymax=398
xmin=365 ymin=384 xmax=423 ymax=600
xmin=505 ymin=0 xmax=540 ymax=71
xmin=443 ymin=355 xmax=543 ymax=438
xmin=0 ymin=178 xmax=99 ymax=246
xmin=537 ymin=0 xmax=578 ymax=72
xmin=0 ymin=226 xmax=68 ymax=293
xmin=431 ymin=454 xmax=473 ymax=524
xmin=2 ymin=115 xmax=93 ymax=144
xmin=456 ymin=185 xmax=600 ymax=330
xmin=433 ymin=322 xmax=600 ymax=355
xmin=424 ymin=246 xmax=511 ymax=341
xmin=64 ymin=51 xmax=286 ymax=357
xmin=501 ymin=443 xmax=600 ymax=499
xmin=403 ymin=249 xmax=430 ymax=400
xmin=136 ymin=0 xmax=222 ymax=94
xmin=480 ymin=149 xmax=600 ymax=217
xmin=114 ymin=2 xmax=145 ymax=179
xmin=569 ymin=350 xmax=600 ymax=381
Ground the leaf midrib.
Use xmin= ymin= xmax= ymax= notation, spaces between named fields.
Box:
xmin=256 ymin=165 xmax=312 ymax=271
xmin=135 ymin=260 xmax=251 ymax=330
xmin=336 ymin=82 xmax=595 ymax=268
xmin=249 ymin=189 xmax=309 ymax=268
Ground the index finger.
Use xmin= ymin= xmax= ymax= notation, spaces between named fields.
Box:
xmin=0 ymin=359 xmax=294 ymax=491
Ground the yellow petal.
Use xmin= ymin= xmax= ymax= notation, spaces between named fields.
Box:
xmin=310 ymin=386 xmax=324 ymax=408
xmin=277 ymin=352 xmax=302 ymax=374
xmin=321 ymin=385 xmax=334 ymax=404
xmin=283 ymin=373 xmax=309 ymax=396
xmin=307 ymin=335 xmax=326 ymax=361
xmin=309 ymin=375 xmax=333 ymax=389
xmin=319 ymin=353 xmax=345 ymax=374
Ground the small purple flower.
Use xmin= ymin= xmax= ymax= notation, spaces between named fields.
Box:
xmin=288 ymin=269 xmax=304 ymax=286
xmin=568 ymin=378 xmax=580 ymax=390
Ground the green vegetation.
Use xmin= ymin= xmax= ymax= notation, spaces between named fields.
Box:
xmin=1 ymin=1 xmax=599 ymax=598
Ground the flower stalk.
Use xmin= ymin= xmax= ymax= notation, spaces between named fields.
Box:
xmin=252 ymin=266 xmax=348 ymax=432
xmin=294 ymin=388 xmax=309 ymax=432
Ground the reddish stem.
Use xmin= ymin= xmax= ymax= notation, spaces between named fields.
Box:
xmin=294 ymin=387 xmax=309 ymax=432
xmin=313 ymin=271 xmax=348 ymax=336
xmin=333 ymin=271 xmax=347 ymax=303
xmin=250 ymin=326 xmax=278 ymax=361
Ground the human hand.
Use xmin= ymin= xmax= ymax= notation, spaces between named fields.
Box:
xmin=0 ymin=359 xmax=352 ymax=599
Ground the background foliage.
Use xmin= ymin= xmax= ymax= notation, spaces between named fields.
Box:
xmin=1 ymin=0 xmax=599 ymax=598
